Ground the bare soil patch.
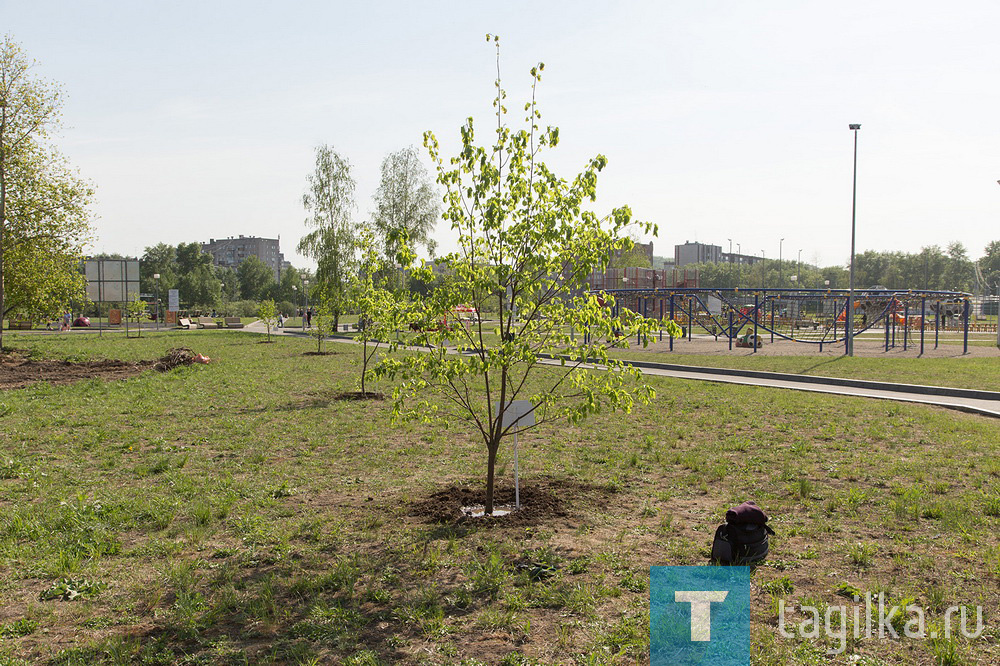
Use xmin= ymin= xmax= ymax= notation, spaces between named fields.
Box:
xmin=408 ymin=478 xmax=615 ymax=527
xmin=0 ymin=347 xmax=209 ymax=390
xmin=0 ymin=350 xmax=153 ymax=390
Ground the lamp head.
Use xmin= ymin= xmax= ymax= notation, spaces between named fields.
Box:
xmin=849 ymin=124 xmax=861 ymax=130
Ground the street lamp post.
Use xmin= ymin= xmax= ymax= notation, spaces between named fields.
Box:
xmin=797 ymin=249 xmax=802 ymax=284
xmin=727 ymin=238 xmax=732 ymax=262
xmin=790 ymin=275 xmax=798 ymax=319
xmin=847 ymin=123 xmax=861 ymax=356
xmin=779 ymin=238 xmax=784 ymax=285
xmin=303 ymin=279 xmax=310 ymax=331
xmin=760 ymin=250 xmax=766 ymax=289
xmin=153 ymin=273 xmax=160 ymax=331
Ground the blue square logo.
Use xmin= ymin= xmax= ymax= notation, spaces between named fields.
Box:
xmin=650 ymin=566 xmax=752 ymax=666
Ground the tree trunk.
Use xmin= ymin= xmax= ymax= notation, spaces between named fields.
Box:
xmin=485 ymin=442 xmax=498 ymax=515
xmin=360 ymin=342 xmax=367 ymax=394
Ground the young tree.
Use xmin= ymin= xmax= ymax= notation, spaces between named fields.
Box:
xmin=299 ymin=144 xmax=357 ymax=328
xmin=371 ymin=146 xmax=439 ymax=267
xmin=309 ymin=297 xmax=335 ymax=354
xmin=258 ymin=299 xmax=278 ymax=342
xmin=124 ymin=294 xmax=147 ymax=338
xmin=1 ymin=36 xmax=94 ymax=346
xmin=350 ymin=232 xmax=406 ymax=395
xmin=379 ymin=37 xmax=680 ymax=514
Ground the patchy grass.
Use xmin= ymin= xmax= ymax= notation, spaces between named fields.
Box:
xmin=0 ymin=331 xmax=997 ymax=664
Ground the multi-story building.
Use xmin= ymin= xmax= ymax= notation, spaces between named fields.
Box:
xmin=675 ymin=241 xmax=721 ymax=267
xmin=201 ymin=235 xmax=290 ymax=280
xmin=675 ymin=241 xmax=760 ymax=267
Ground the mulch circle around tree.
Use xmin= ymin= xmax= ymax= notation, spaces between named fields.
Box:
xmin=408 ymin=478 xmax=614 ymax=527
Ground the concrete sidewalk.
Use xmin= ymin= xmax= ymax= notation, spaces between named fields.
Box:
xmin=602 ymin=362 xmax=1000 ymax=418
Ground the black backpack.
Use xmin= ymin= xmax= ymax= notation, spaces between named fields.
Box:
xmin=711 ymin=501 xmax=774 ymax=565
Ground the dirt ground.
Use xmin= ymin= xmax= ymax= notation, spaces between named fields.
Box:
xmin=0 ymin=351 xmax=152 ymax=390
xmin=0 ymin=347 xmax=202 ymax=390
xmin=627 ymin=331 xmax=1000 ymax=358
xmin=408 ymin=478 xmax=613 ymax=527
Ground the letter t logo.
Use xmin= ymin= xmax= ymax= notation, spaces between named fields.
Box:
xmin=675 ymin=591 xmax=729 ymax=641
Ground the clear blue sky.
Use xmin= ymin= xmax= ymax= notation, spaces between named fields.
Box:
xmin=5 ymin=0 xmax=999 ymax=269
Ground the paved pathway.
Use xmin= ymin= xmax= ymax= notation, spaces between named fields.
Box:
xmin=591 ymin=362 xmax=1000 ymax=418
xmin=243 ymin=321 xmax=1000 ymax=418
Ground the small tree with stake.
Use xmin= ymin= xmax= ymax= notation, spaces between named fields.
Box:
xmin=309 ymin=297 xmax=335 ymax=354
xmin=258 ymin=299 xmax=278 ymax=343
xmin=378 ymin=36 xmax=680 ymax=515
xmin=124 ymin=294 xmax=146 ymax=338
xmin=349 ymin=231 xmax=407 ymax=396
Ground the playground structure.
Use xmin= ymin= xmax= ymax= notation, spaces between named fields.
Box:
xmin=595 ymin=287 xmax=979 ymax=355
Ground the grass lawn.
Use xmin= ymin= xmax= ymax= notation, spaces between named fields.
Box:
xmin=0 ymin=331 xmax=998 ymax=664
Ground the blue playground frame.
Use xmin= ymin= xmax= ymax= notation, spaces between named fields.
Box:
xmin=594 ymin=287 xmax=974 ymax=355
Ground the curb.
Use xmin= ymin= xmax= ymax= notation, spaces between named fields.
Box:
xmin=620 ymin=359 xmax=1000 ymax=402
xmin=539 ymin=354 xmax=1000 ymax=402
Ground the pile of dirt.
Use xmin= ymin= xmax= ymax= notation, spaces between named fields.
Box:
xmin=0 ymin=350 xmax=152 ymax=390
xmin=409 ymin=478 xmax=613 ymax=527
xmin=153 ymin=347 xmax=199 ymax=371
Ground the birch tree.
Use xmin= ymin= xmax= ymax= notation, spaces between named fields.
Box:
xmin=298 ymin=145 xmax=357 ymax=328
xmin=371 ymin=146 xmax=439 ymax=271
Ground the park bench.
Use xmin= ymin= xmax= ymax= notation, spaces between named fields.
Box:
xmin=177 ymin=318 xmax=194 ymax=329
xmin=197 ymin=317 xmax=218 ymax=329
xmin=224 ymin=317 xmax=244 ymax=329
xmin=9 ymin=320 xmax=33 ymax=330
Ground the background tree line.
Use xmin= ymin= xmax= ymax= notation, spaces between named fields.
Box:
xmin=137 ymin=243 xmax=310 ymax=314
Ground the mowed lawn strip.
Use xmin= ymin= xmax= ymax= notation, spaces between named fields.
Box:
xmin=0 ymin=331 xmax=997 ymax=664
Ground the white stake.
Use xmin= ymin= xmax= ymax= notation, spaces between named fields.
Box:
xmin=514 ymin=427 xmax=520 ymax=510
